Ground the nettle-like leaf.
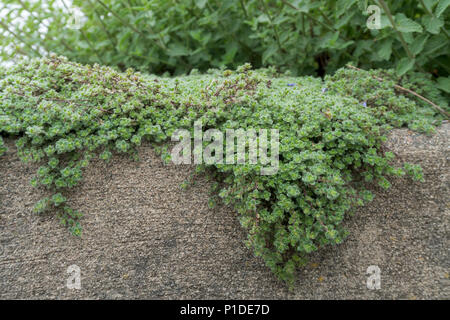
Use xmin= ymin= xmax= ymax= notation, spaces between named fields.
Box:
xmin=410 ymin=34 xmax=429 ymax=55
xmin=435 ymin=0 xmax=450 ymax=17
xmin=0 ymin=56 xmax=440 ymax=286
xmin=0 ymin=0 xmax=447 ymax=83
xmin=396 ymin=57 xmax=416 ymax=76
xmin=436 ymin=77 xmax=450 ymax=93
xmin=377 ymin=39 xmax=393 ymax=61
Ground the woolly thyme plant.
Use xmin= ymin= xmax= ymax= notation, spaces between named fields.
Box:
xmin=0 ymin=55 xmax=436 ymax=284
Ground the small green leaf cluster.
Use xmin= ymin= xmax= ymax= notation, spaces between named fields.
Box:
xmin=0 ymin=56 xmax=438 ymax=285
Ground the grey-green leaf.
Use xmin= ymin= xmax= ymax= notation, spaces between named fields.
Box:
xmin=435 ymin=0 xmax=450 ymax=17
xmin=377 ymin=39 xmax=393 ymax=61
xmin=410 ymin=34 xmax=429 ymax=55
xmin=436 ymin=77 xmax=450 ymax=93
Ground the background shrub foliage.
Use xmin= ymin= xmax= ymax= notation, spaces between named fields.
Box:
xmin=0 ymin=1 xmax=449 ymax=88
xmin=0 ymin=56 xmax=439 ymax=284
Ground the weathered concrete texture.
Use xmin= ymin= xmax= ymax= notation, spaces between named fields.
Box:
xmin=0 ymin=124 xmax=448 ymax=299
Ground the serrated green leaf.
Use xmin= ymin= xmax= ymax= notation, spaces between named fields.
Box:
xmin=357 ymin=0 xmax=369 ymax=11
xmin=335 ymin=10 xmax=356 ymax=29
xmin=395 ymin=14 xmax=423 ymax=33
xmin=222 ymin=42 xmax=238 ymax=64
xmin=436 ymin=77 xmax=450 ymax=93
xmin=329 ymin=31 xmax=340 ymax=46
xmin=354 ymin=40 xmax=372 ymax=57
xmin=435 ymin=0 xmax=450 ymax=17
xmin=118 ymin=31 xmax=132 ymax=52
xmin=262 ymin=44 xmax=278 ymax=64
xmin=196 ymin=0 xmax=207 ymax=9
xmin=410 ymin=34 xmax=429 ymax=55
xmin=423 ymin=34 xmax=447 ymax=54
xmin=422 ymin=0 xmax=439 ymax=11
xmin=422 ymin=15 xmax=444 ymax=34
xmin=377 ymin=39 xmax=393 ymax=61
xmin=290 ymin=0 xmax=322 ymax=12
xmin=402 ymin=32 xmax=414 ymax=44
xmin=257 ymin=14 xmax=270 ymax=23
xmin=336 ymin=0 xmax=357 ymax=17
xmin=380 ymin=15 xmax=393 ymax=29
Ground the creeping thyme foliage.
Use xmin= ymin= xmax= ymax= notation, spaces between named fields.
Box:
xmin=325 ymin=68 xmax=446 ymax=132
xmin=0 ymin=56 xmax=435 ymax=284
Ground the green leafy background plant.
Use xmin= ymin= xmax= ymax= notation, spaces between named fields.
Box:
xmin=0 ymin=1 xmax=448 ymax=85
xmin=0 ymin=55 xmax=440 ymax=285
